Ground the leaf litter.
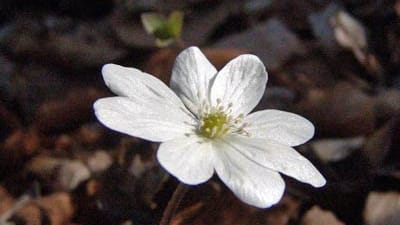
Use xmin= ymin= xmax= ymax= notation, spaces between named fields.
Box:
xmin=0 ymin=0 xmax=400 ymax=225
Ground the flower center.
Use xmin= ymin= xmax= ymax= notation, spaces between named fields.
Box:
xmin=198 ymin=111 xmax=229 ymax=139
xmin=197 ymin=100 xmax=248 ymax=139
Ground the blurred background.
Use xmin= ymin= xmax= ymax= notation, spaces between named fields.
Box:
xmin=0 ymin=1 xmax=399 ymax=225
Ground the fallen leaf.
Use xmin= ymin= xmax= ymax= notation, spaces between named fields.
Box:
xmin=311 ymin=137 xmax=365 ymax=163
xmin=362 ymin=115 xmax=400 ymax=173
xmin=10 ymin=193 xmax=74 ymax=225
xmin=75 ymin=123 xmax=105 ymax=147
xmin=295 ymin=82 xmax=376 ymax=137
xmin=86 ymin=151 xmax=113 ymax=174
xmin=301 ymin=206 xmax=345 ymax=225
xmin=364 ymin=192 xmax=400 ymax=225
xmin=4 ymin=15 xmax=127 ymax=68
xmin=27 ymin=156 xmax=91 ymax=191
xmin=214 ymin=18 xmax=306 ymax=71
xmin=33 ymin=87 xmax=107 ymax=133
xmin=332 ymin=10 xmax=367 ymax=61
xmin=58 ymin=160 xmax=91 ymax=191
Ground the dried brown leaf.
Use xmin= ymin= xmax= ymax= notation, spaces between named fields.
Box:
xmin=11 ymin=193 xmax=74 ymax=225
xmin=86 ymin=151 xmax=113 ymax=174
xmin=362 ymin=115 xmax=400 ymax=177
xmin=332 ymin=11 xmax=367 ymax=62
xmin=27 ymin=156 xmax=91 ymax=191
xmin=364 ymin=192 xmax=400 ymax=225
xmin=295 ymin=82 xmax=376 ymax=137
xmin=214 ymin=18 xmax=306 ymax=71
xmin=5 ymin=16 xmax=127 ymax=68
xmin=33 ymin=87 xmax=107 ymax=133
xmin=301 ymin=206 xmax=345 ymax=225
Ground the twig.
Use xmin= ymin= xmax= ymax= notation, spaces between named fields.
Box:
xmin=159 ymin=183 xmax=189 ymax=225
xmin=0 ymin=194 xmax=31 ymax=225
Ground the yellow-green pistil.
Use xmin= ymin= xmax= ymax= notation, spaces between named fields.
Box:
xmin=198 ymin=111 xmax=230 ymax=139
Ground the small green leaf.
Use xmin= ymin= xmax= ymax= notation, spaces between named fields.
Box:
xmin=167 ymin=11 xmax=184 ymax=37
xmin=141 ymin=13 xmax=165 ymax=34
xmin=141 ymin=10 xmax=184 ymax=47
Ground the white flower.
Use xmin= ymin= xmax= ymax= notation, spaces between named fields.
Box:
xmin=94 ymin=47 xmax=326 ymax=208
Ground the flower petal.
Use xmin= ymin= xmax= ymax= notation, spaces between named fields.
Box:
xmin=213 ymin=140 xmax=285 ymax=208
xmin=96 ymin=64 xmax=197 ymax=142
xmin=170 ymin=46 xmax=217 ymax=116
xmin=157 ymin=136 xmax=215 ymax=185
xmin=244 ymin=109 xmax=315 ymax=146
xmin=210 ymin=55 xmax=267 ymax=116
xmin=222 ymin=135 xmax=326 ymax=188
xmin=102 ymin=64 xmax=184 ymax=108
xmin=94 ymin=96 xmax=196 ymax=142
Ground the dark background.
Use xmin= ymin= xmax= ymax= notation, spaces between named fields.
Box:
xmin=0 ymin=1 xmax=399 ymax=225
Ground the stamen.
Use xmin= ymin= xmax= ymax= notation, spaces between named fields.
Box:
xmin=210 ymin=127 xmax=217 ymax=138
xmin=197 ymin=101 xmax=248 ymax=139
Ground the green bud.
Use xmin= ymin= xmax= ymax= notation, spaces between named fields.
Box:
xmin=141 ymin=10 xmax=184 ymax=47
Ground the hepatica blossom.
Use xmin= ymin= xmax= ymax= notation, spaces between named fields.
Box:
xmin=94 ymin=47 xmax=326 ymax=208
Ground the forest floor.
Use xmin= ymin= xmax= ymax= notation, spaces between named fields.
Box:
xmin=0 ymin=1 xmax=399 ymax=225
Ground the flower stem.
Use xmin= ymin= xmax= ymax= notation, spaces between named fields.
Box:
xmin=159 ymin=183 xmax=189 ymax=225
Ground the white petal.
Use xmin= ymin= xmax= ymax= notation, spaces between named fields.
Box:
xmin=170 ymin=46 xmax=217 ymax=116
xmin=102 ymin=64 xmax=184 ymax=109
xmin=222 ymin=135 xmax=326 ymax=188
xmin=96 ymin=64 xmax=197 ymax=142
xmin=210 ymin=55 xmax=267 ymax=116
xmin=157 ymin=136 xmax=215 ymax=185
xmin=213 ymin=140 xmax=285 ymax=208
xmin=94 ymin=97 xmax=195 ymax=142
xmin=245 ymin=109 xmax=315 ymax=146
